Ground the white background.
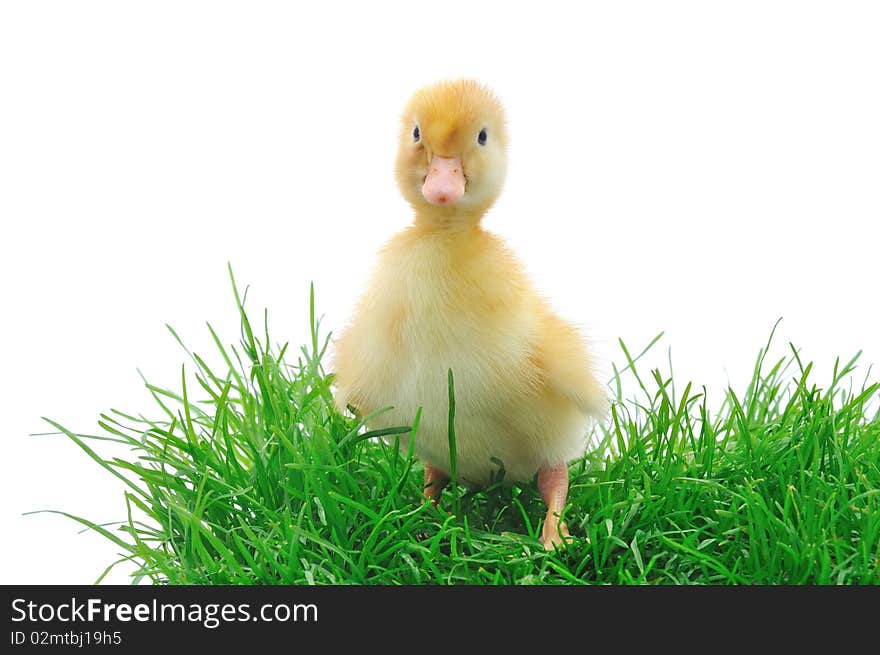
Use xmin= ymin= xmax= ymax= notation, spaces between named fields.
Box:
xmin=1 ymin=1 xmax=877 ymax=584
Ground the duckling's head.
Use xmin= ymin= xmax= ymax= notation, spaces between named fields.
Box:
xmin=395 ymin=79 xmax=508 ymax=225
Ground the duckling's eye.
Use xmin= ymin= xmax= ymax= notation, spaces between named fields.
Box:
xmin=477 ymin=128 xmax=487 ymax=146
xmin=413 ymin=125 xmax=420 ymax=142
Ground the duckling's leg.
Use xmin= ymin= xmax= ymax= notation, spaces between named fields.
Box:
xmin=423 ymin=462 xmax=450 ymax=503
xmin=538 ymin=464 xmax=572 ymax=550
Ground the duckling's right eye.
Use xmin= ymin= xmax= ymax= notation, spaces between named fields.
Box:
xmin=413 ymin=126 xmax=420 ymax=142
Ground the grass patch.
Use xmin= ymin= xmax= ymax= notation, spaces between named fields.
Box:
xmin=37 ymin=268 xmax=880 ymax=584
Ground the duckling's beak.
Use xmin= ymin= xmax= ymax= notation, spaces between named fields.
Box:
xmin=422 ymin=155 xmax=465 ymax=206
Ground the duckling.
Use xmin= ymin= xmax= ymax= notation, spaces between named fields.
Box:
xmin=333 ymin=79 xmax=606 ymax=549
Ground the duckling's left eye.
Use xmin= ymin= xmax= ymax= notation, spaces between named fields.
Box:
xmin=413 ymin=125 xmax=420 ymax=142
xmin=477 ymin=128 xmax=487 ymax=146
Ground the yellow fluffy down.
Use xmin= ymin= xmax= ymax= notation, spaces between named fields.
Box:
xmin=333 ymin=80 xmax=606 ymax=485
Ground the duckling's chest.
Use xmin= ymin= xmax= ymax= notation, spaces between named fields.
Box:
xmin=364 ymin=234 xmax=535 ymax=410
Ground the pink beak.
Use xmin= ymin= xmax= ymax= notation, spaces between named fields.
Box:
xmin=422 ymin=156 xmax=465 ymax=206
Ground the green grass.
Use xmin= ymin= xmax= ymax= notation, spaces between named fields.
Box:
xmin=39 ymin=268 xmax=880 ymax=584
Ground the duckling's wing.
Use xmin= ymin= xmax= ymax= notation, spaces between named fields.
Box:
xmin=533 ymin=312 xmax=607 ymax=418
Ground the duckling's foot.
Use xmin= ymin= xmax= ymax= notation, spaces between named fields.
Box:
xmin=423 ymin=461 xmax=450 ymax=504
xmin=541 ymin=513 xmax=572 ymax=550
xmin=538 ymin=464 xmax=573 ymax=550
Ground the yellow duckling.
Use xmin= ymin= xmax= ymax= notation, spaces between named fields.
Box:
xmin=333 ymin=79 xmax=606 ymax=549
